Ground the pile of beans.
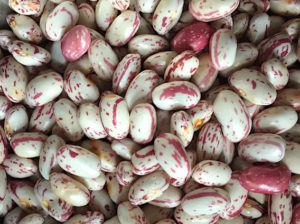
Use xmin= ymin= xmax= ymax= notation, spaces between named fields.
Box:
xmin=1 ymin=0 xmax=300 ymax=223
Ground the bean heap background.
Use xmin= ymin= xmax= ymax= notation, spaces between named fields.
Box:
xmin=0 ymin=0 xmax=300 ymax=223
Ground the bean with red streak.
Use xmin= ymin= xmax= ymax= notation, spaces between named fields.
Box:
xmin=152 ymin=0 xmax=184 ymax=35
xmin=116 ymin=161 xmax=136 ymax=186
xmin=106 ymin=172 xmax=129 ymax=204
xmin=88 ymin=38 xmax=119 ymax=81
xmin=34 ymin=178 xmax=73 ymax=222
xmin=112 ymin=53 xmax=141 ymax=95
xmin=54 ymin=98 xmax=84 ymax=142
xmin=152 ymin=81 xmax=200 ymax=111
xmin=125 ymin=70 xmax=160 ymax=110
xmin=106 ymin=10 xmax=140 ymax=47
xmin=8 ymin=40 xmax=51 ymax=66
xmin=220 ymin=171 xmax=248 ymax=219
xmin=111 ymin=138 xmax=140 ymax=160
xmin=45 ymin=1 xmax=79 ymax=41
xmin=268 ymin=190 xmax=292 ymax=224
xmin=8 ymin=0 xmax=47 ymax=16
xmin=253 ymin=106 xmax=298 ymax=134
xmin=81 ymin=140 xmax=120 ymax=173
xmin=49 ymin=172 xmax=90 ymax=207
xmin=154 ymin=133 xmax=190 ymax=179
xmin=170 ymin=111 xmax=193 ymax=148
xmin=64 ymin=69 xmax=99 ymax=104
xmin=4 ymin=105 xmax=28 ymax=140
xmin=10 ymin=132 xmax=47 ymax=158
xmin=197 ymin=122 xmax=225 ymax=161
xmin=0 ymin=56 xmax=28 ymax=103
xmin=181 ymin=187 xmax=230 ymax=216
xmin=238 ymin=133 xmax=286 ymax=163
xmin=128 ymin=170 xmax=169 ymax=205
xmin=130 ymin=103 xmax=156 ymax=144
xmin=189 ymin=0 xmax=239 ymax=22
xmin=213 ymin=90 xmax=252 ymax=143
xmin=89 ymin=189 xmax=116 ymax=219
xmin=131 ymin=145 xmax=160 ymax=176
xmin=281 ymin=141 xmax=300 ymax=174
xmin=117 ymin=201 xmax=148 ymax=224
xmin=210 ymin=29 xmax=237 ymax=71
xmin=8 ymin=180 xmax=42 ymax=213
xmin=191 ymin=52 xmax=218 ymax=92
xmin=164 ymin=51 xmax=199 ymax=82
xmin=0 ymin=191 xmax=13 ymax=217
xmin=128 ymin=34 xmax=169 ymax=58
xmin=3 ymin=154 xmax=37 ymax=178
xmin=26 ymin=71 xmax=63 ymax=107
xmin=95 ymin=0 xmax=118 ymax=31
xmin=241 ymin=199 xmax=264 ymax=219
xmin=57 ymin=144 xmax=101 ymax=178
xmin=99 ymin=92 xmax=129 ymax=140
xmin=149 ymin=185 xmax=182 ymax=208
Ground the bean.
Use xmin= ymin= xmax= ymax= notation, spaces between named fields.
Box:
xmin=1 ymin=0 xmax=300 ymax=222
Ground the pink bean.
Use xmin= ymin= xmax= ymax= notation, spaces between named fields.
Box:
xmin=239 ymin=164 xmax=291 ymax=194
xmin=61 ymin=25 xmax=91 ymax=62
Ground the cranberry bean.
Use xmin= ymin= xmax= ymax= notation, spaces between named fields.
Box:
xmin=4 ymin=105 xmax=28 ymax=140
xmin=8 ymin=0 xmax=47 ymax=16
xmin=89 ymin=189 xmax=116 ymax=219
xmin=229 ymin=69 xmax=277 ymax=106
xmin=3 ymin=154 xmax=37 ymax=178
xmin=164 ymin=51 xmax=199 ymax=82
xmin=6 ymin=14 xmax=42 ymax=44
xmin=49 ymin=172 xmax=90 ymax=207
xmin=45 ymin=1 xmax=79 ymax=41
xmin=106 ymin=10 xmax=140 ymax=47
xmin=268 ymin=190 xmax=292 ymax=224
xmin=152 ymin=0 xmax=184 ymax=35
xmin=95 ymin=0 xmax=118 ymax=31
xmin=117 ymin=201 xmax=148 ymax=224
xmin=10 ymin=132 xmax=47 ymax=158
xmin=240 ymin=200 xmax=263 ymax=220
xmin=128 ymin=170 xmax=169 ymax=205
xmin=210 ymin=29 xmax=237 ymax=71
xmin=181 ymin=187 xmax=230 ymax=216
xmin=111 ymin=138 xmax=140 ymax=160
xmin=125 ymin=70 xmax=160 ymax=110
xmin=220 ymin=172 xmax=248 ymax=219
xmin=130 ymin=103 xmax=156 ymax=144
xmin=99 ymin=92 xmax=129 ymax=139
xmin=8 ymin=40 xmax=51 ymax=66
xmin=154 ymin=133 xmax=190 ymax=179
xmin=57 ymin=144 xmax=101 ymax=178
xmin=238 ymin=133 xmax=286 ymax=163
xmin=34 ymin=178 xmax=73 ymax=222
xmin=253 ymin=106 xmax=298 ymax=134
xmin=128 ymin=34 xmax=169 ymax=58
xmin=88 ymin=39 xmax=119 ymax=81
xmin=0 ymin=56 xmax=28 ymax=103
xmin=213 ymin=90 xmax=252 ymax=143
xmin=152 ymin=81 xmax=200 ymax=111
xmin=192 ymin=160 xmax=232 ymax=186
xmin=82 ymin=140 xmax=120 ymax=173
xmin=106 ymin=173 xmax=129 ymax=204
xmin=189 ymin=0 xmax=239 ymax=22
xmin=8 ymin=180 xmax=42 ymax=213
xmin=112 ymin=53 xmax=141 ymax=95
